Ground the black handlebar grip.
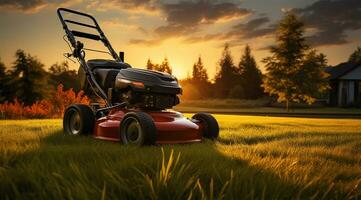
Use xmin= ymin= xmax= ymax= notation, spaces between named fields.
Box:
xmin=71 ymin=31 xmax=101 ymax=41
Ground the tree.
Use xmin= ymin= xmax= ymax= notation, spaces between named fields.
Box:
xmin=189 ymin=56 xmax=211 ymax=99
xmin=145 ymin=58 xmax=172 ymax=74
xmin=49 ymin=61 xmax=69 ymax=74
xmin=0 ymin=59 xmax=12 ymax=103
xmin=158 ymin=57 xmax=172 ymax=74
xmin=10 ymin=49 xmax=49 ymax=105
xmin=237 ymin=45 xmax=263 ymax=99
xmin=0 ymin=59 xmax=5 ymax=77
xmin=263 ymin=13 xmax=329 ymax=111
xmin=294 ymin=51 xmax=330 ymax=101
xmin=348 ymin=47 xmax=361 ymax=64
xmin=49 ymin=61 xmax=80 ymax=92
xmin=192 ymin=56 xmax=208 ymax=82
xmin=228 ymin=84 xmax=245 ymax=99
xmin=146 ymin=58 xmax=154 ymax=70
xmin=214 ymin=44 xmax=238 ymax=98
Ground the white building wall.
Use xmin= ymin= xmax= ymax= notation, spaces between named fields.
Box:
xmin=338 ymin=81 xmax=343 ymax=106
xmin=348 ymin=81 xmax=355 ymax=104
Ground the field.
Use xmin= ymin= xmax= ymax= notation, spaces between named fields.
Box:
xmin=1 ymin=115 xmax=361 ymax=199
xmin=176 ymin=99 xmax=361 ymax=115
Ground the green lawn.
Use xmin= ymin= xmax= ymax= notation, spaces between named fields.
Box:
xmin=1 ymin=115 xmax=361 ymax=199
xmin=176 ymin=106 xmax=361 ymax=115
xmin=176 ymin=99 xmax=361 ymax=115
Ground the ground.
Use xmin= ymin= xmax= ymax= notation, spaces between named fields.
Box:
xmin=0 ymin=115 xmax=361 ymax=199
xmin=176 ymin=99 xmax=361 ymax=116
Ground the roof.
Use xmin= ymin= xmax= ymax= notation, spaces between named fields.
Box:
xmin=325 ymin=62 xmax=360 ymax=80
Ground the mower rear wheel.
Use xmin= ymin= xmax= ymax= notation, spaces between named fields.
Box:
xmin=63 ymin=104 xmax=95 ymax=135
xmin=120 ymin=112 xmax=157 ymax=145
xmin=192 ymin=113 xmax=219 ymax=139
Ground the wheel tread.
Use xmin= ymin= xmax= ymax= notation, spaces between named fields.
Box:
xmin=192 ymin=113 xmax=219 ymax=139
xmin=63 ymin=104 xmax=95 ymax=135
xmin=120 ymin=112 xmax=157 ymax=145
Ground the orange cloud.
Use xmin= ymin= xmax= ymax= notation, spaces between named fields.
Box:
xmin=0 ymin=0 xmax=82 ymax=13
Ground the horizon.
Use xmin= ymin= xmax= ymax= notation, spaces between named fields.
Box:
xmin=1 ymin=0 xmax=360 ymax=79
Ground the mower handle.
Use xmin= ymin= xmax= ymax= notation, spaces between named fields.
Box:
xmin=57 ymin=7 xmax=120 ymax=62
xmin=57 ymin=8 xmax=100 ymax=30
xmin=57 ymin=7 xmax=118 ymax=107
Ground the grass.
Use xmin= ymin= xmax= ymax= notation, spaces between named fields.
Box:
xmin=178 ymin=98 xmax=272 ymax=108
xmin=0 ymin=115 xmax=361 ymax=199
xmin=177 ymin=99 xmax=361 ymax=115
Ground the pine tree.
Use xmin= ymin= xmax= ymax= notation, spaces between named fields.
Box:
xmin=237 ymin=45 xmax=263 ymax=99
xmin=192 ymin=56 xmax=208 ymax=82
xmin=0 ymin=59 xmax=11 ymax=102
xmin=263 ymin=13 xmax=329 ymax=111
xmin=214 ymin=44 xmax=238 ymax=98
xmin=146 ymin=58 xmax=154 ymax=70
xmin=0 ymin=60 xmax=5 ymax=77
xmin=10 ymin=49 xmax=49 ymax=105
xmin=159 ymin=57 xmax=172 ymax=74
xmin=348 ymin=47 xmax=361 ymax=64
xmin=146 ymin=58 xmax=172 ymax=74
xmin=190 ymin=56 xmax=210 ymax=99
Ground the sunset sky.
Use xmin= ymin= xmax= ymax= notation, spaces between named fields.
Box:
xmin=1 ymin=0 xmax=360 ymax=79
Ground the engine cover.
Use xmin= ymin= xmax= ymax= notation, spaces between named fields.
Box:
xmin=115 ymin=68 xmax=181 ymax=95
xmin=80 ymin=59 xmax=182 ymax=110
xmin=113 ymin=68 xmax=182 ymax=110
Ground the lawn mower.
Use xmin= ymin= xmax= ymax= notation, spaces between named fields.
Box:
xmin=57 ymin=8 xmax=219 ymax=145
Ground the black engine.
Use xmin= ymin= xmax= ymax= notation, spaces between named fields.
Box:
xmin=79 ymin=59 xmax=181 ymax=110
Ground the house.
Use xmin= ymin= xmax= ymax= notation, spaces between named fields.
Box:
xmin=325 ymin=62 xmax=361 ymax=106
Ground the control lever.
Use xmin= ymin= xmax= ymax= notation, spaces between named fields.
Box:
xmin=63 ymin=52 xmax=76 ymax=63
xmin=73 ymin=41 xmax=84 ymax=58
xmin=64 ymin=52 xmax=73 ymax=57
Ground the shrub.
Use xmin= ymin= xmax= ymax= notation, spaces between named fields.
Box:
xmin=23 ymin=101 xmax=50 ymax=119
xmin=0 ymin=84 xmax=89 ymax=119
xmin=0 ymin=99 xmax=24 ymax=119
xmin=47 ymin=84 xmax=89 ymax=117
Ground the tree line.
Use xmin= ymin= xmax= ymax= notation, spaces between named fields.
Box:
xmin=143 ymin=13 xmax=361 ymax=109
xmin=0 ymin=50 xmax=79 ymax=105
xmin=1 ymin=12 xmax=361 ymax=109
xmin=144 ymin=43 xmax=263 ymax=100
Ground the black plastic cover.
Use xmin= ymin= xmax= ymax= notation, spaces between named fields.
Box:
xmin=115 ymin=68 xmax=181 ymax=95
xmin=87 ymin=59 xmax=131 ymax=70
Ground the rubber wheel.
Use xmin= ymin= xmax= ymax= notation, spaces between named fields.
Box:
xmin=120 ymin=112 xmax=157 ymax=145
xmin=63 ymin=104 xmax=95 ymax=135
xmin=192 ymin=113 xmax=219 ymax=139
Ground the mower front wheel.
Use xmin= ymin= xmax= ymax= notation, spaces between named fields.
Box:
xmin=63 ymin=104 xmax=95 ymax=136
xmin=120 ymin=112 xmax=157 ymax=146
xmin=192 ymin=113 xmax=219 ymax=139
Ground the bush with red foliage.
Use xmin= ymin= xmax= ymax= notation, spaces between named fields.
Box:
xmin=47 ymin=84 xmax=89 ymax=118
xmin=0 ymin=99 xmax=24 ymax=119
xmin=0 ymin=84 xmax=89 ymax=119
xmin=23 ymin=101 xmax=50 ymax=119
